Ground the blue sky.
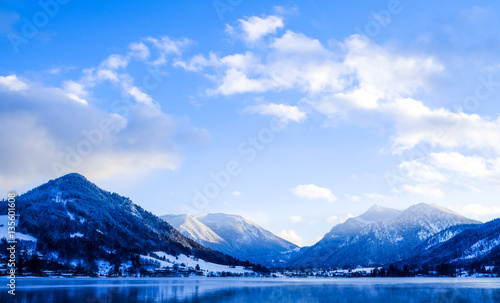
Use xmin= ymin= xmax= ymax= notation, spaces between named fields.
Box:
xmin=2 ymin=0 xmax=500 ymax=246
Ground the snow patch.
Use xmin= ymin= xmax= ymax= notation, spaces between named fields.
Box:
xmin=458 ymin=236 xmax=500 ymax=261
xmin=142 ymin=252 xmax=253 ymax=274
xmin=0 ymin=215 xmax=37 ymax=242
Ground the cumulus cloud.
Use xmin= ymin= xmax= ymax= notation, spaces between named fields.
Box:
xmin=177 ymin=17 xmax=500 ymax=195
xmin=63 ymin=80 xmax=88 ymax=105
xmin=176 ymin=31 xmax=346 ymax=96
xmin=144 ymin=36 xmax=191 ymax=66
xmin=386 ymin=98 xmax=500 ymax=154
xmin=0 ymin=79 xmax=203 ymax=191
xmin=292 ymin=184 xmax=337 ymax=202
xmin=431 ymin=152 xmax=499 ymax=179
xmin=0 ymin=35 xmax=207 ymax=192
xmin=128 ymin=42 xmax=150 ymax=60
xmin=227 ymin=15 xmax=284 ymax=44
xmin=279 ymin=229 xmax=303 ymax=246
xmin=456 ymin=203 xmax=500 ymax=217
xmin=0 ymin=75 xmax=28 ymax=92
xmin=396 ymin=151 xmax=500 ymax=197
xmin=402 ymin=184 xmax=444 ymax=199
xmin=244 ymin=103 xmax=306 ymax=123
xmin=101 ymin=54 xmax=129 ymax=70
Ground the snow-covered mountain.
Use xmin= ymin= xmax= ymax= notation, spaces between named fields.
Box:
xmin=290 ymin=203 xmax=481 ymax=268
xmin=407 ymin=218 xmax=500 ymax=266
xmin=0 ymin=173 xmax=253 ymax=274
xmin=162 ymin=213 xmax=299 ymax=266
xmin=161 ymin=214 xmax=230 ymax=254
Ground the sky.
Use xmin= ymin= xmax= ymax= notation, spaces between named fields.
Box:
xmin=2 ymin=0 xmax=500 ymax=247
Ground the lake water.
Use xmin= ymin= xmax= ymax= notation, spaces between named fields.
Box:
xmin=1 ymin=277 xmax=500 ymax=302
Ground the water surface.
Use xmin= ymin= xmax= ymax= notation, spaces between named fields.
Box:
xmin=1 ymin=277 xmax=499 ymax=302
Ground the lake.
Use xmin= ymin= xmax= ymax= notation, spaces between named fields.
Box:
xmin=1 ymin=277 xmax=500 ymax=302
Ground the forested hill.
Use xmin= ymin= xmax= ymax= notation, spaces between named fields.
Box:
xmin=0 ymin=173 xmax=252 ymax=270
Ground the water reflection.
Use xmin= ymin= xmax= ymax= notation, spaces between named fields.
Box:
xmin=1 ymin=277 xmax=499 ymax=303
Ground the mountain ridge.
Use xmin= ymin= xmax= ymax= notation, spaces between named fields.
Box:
xmin=290 ymin=202 xmax=481 ymax=268
xmin=161 ymin=212 xmax=298 ymax=266
xmin=0 ymin=173 xmax=255 ymax=274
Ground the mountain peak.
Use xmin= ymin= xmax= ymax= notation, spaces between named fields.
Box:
xmin=54 ymin=172 xmax=89 ymax=183
xmin=406 ymin=202 xmax=457 ymax=215
xmin=366 ymin=204 xmax=383 ymax=213
xmin=358 ymin=204 xmax=402 ymax=223
xmin=163 ymin=212 xmax=298 ymax=266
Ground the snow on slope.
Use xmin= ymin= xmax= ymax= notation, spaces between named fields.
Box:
xmin=162 ymin=213 xmax=298 ymax=266
xmin=321 ymin=204 xmax=402 ymax=242
xmin=291 ymin=203 xmax=480 ymax=267
xmin=458 ymin=236 xmax=500 ymax=261
xmin=143 ymin=252 xmax=253 ymax=274
xmin=195 ymin=213 xmax=296 ymax=251
xmin=0 ymin=215 xmax=37 ymax=241
xmin=162 ymin=214 xmax=227 ymax=245
xmin=425 ymin=229 xmax=463 ymax=249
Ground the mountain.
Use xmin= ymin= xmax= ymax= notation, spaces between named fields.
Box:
xmin=161 ymin=214 xmax=230 ymax=255
xmin=0 ymin=173 xmax=252 ymax=274
xmin=406 ymin=218 xmax=500 ymax=267
xmin=319 ymin=204 xmax=402 ymax=242
xmin=290 ymin=203 xmax=480 ymax=268
xmin=162 ymin=213 xmax=299 ymax=266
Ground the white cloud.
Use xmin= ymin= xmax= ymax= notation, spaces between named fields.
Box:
xmin=456 ymin=203 xmax=500 ymax=217
xmin=292 ymin=184 xmax=337 ymax=202
xmin=244 ymin=103 xmax=306 ymax=123
xmin=342 ymin=35 xmax=443 ymax=98
xmin=174 ymin=52 xmax=220 ymax=72
xmin=145 ymin=36 xmax=191 ymax=55
xmin=431 ymin=152 xmax=498 ymax=179
xmin=402 ymin=184 xmax=444 ymax=199
xmin=290 ymin=215 xmax=303 ymax=223
xmin=126 ymin=85 xmax=154 ymax=105
xmin=0 ymin=34 xmax=209 ymax=192
xmin=396 ymin=152 xmax=500 ymax=194
xmin=75 ymin=151 xmax=182 ymax=180
xmin=157 ymin=20 xmax=500 ymax=196
xmin=344 ymin=194 xmax=360 ymax=201
xmin=279 ymin=229 xmax=303 ymax=246
xmin=209 ymin=68 xmax=267 ymax=95
xmin=232 ymin=191 xmax=241 ymax=196
xmin=63 ymin=80 xmax=88 ymax=105
xmin=230 ymin=15 xmax=284 ymax=43
xmin=189 ymin=33 xmax=440 ymax=99
xmin=101 ymin=54 xmax=129 ymax=70
xmin=386 ymin=98 xmax=500 ymax=154
xmin=0 ymin=75 xmax=27 ymax=92
xmin=270 ymin=30 xmax=326 ymax=54
xmin=0 ymin=79 xmax=193 ymax=189
xmin=398 ymin=159 xmax=447 ymax=183
xmin=180 ymin=31 xmax=346 ymax=96
xmin=128 ymin=42 xmax=150 ymax=60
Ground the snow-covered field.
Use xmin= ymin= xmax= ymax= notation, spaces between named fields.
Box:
xmin=141 ymin=251 xmax=253 ymax=274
